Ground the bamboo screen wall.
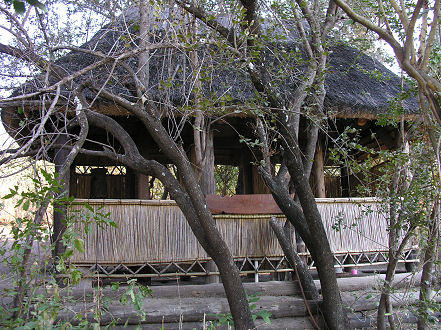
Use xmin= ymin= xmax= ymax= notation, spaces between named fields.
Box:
xmin=70 ymin=198 xmax=388 ymax=264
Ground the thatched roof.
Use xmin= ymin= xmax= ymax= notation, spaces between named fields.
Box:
xmin=2 ymin=8 xmax=419 ymax=136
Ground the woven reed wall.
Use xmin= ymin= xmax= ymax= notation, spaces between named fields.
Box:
xmin=70 ymin=198 xmax=388 ymax=264
xmin=316 ymin=198 xmax=388 ymax=253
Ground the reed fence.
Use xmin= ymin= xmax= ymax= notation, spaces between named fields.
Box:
xmin=69 ymin=198 xmax=389 ymax=265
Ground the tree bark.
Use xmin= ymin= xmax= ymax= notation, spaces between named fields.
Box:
xmin=275 ymin=123 xmax=349 ymax=330
xmin=84 ymin=102 xmax=255 ymax=329
xmin=417 ymin=201 xmax=439 ymax=330
xmin=269 ymin=218 xmax=319 ymax=301
xmin=199 ymin=131 xmax=216 ymax=195
xmin=313 ymin=139 xmax=326 ymax=198
xmin=52 ymin=134 xmax=70 ymax=258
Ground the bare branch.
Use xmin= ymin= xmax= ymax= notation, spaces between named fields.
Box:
xmin=421 ymin=0 xmax=441 ymax=69
xmin=332 ymin=0 xmax=403 ymax=55
xmin=0 ymin=4 xmax=34 ymax=48
xmin=0 ymin=42 xmax=182 ymax=105
xmin=175 ymin=0 xmax=237 ymax=45
xmin=11 ymin=85 xmax=61 ymax=160
xmin=403 ymin=0 xmax=425 ymax=64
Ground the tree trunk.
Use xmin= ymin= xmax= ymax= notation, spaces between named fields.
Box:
xmin=313 ymin=139 xmax=326 ymax=198
xmin=418 ymin=201 xmax=439 ymax=330
xmin=200 ymin=130 xmax=216 ymax=195
xmin=269 ymin=218 xmax=319 ymax=301
xmin=259 ymin=161 xmax=349 ymax=329
xmin=52 ymin=135 xmax=70 ymax=258
xmin=278 ymin=124 xmax=349 ymax=330
xmin=377 ymin=256 xmax=399 ymax=330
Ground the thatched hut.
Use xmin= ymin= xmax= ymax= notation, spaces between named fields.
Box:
xmin=1 ymin=9 xmax=419 ymax=277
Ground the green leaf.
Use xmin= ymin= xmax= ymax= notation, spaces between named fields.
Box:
xmin=85 ymin=203 xmax=94 ymax=212
xmin=256 ymin=310 xmax=272 ymax=325
xmin=74 ymin=238 xmax=85 ymax=253
xmin=111 ymin=282 xmax=120 ymax=291
xmin=26 ymin=0 xmax=46 ymax=11
xmin=261 ymin=313 xmax=271 ymax=325
xmin=120 ymin=294 xmax=128 ymax=305
xmin=71 ymin=269 xmax=82 ymax=284
xmin=3 ymin=187 xmax=18 ymax=199
xmin=22 ymin=200 xmax=30 ymax=211
xmin=138 ymin=284 xmax=153 ymax=297
xmin=13 ymin=0 xmax=25 ymax=13
xmin=64 ymin=249 xmax=73 ymax=258
xmin=3 ymin=192 xmax=16 ymax=199
xmin=108 ymin=220 xmax=118 ymax=228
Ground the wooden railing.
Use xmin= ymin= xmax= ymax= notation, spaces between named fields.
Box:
xmin=70 ymin=198 xmax=390 ymax=265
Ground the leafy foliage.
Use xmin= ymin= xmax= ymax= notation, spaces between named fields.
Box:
xmin=207 ymin=292 xmax=271 ymax=328
xmin=0 ymin=168 xmax=151 ymax=327
xmin=5 ymin=0 xmax=46 ymax=14
xmin=215 ymin=165 xmax=239 ymax=196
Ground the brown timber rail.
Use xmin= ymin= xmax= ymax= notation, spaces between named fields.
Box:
xmin=69 ymin=198 xmax=417 ymax=277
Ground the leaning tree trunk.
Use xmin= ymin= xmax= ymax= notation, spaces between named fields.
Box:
xmin=279 ymin=119 xmax=349 ymax=330
xmin=418 ymin=201 xmax=440 ymax=330
xmin=13 ymin=94 xmax=89 ymax=319
xmin=84 ymin=108 xmax=255 ymax=329
xmin=52 ymin=134 xmax=70 ymax=258
xmin=270 ymin=218 xmax=319 ymax=301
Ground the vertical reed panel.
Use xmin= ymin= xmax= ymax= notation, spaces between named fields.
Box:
xmin=70 ymin=198 xmax=389 ymax=264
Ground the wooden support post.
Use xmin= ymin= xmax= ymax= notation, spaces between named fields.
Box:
xmin=125 ymin=168 xmax=136 ymax=199
xmin=236 ymin=150 xmax=253 ymax=194
xmin=252 ymin=165 xmax=270 ymax=194
xmin=137 ymin=174 xmax=150 ymax=200
xmin=313 ymin=140 xmax=326 ymax=198
xmin=90 ymin=168 xmax=108 ymax=198
xmin=205 ymin=260 xmax=220 ymax=284
xmin=69 ymin=164 xmax=77 ymax=197
xmin=340 ymin=166 xmax=351 ymax=198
